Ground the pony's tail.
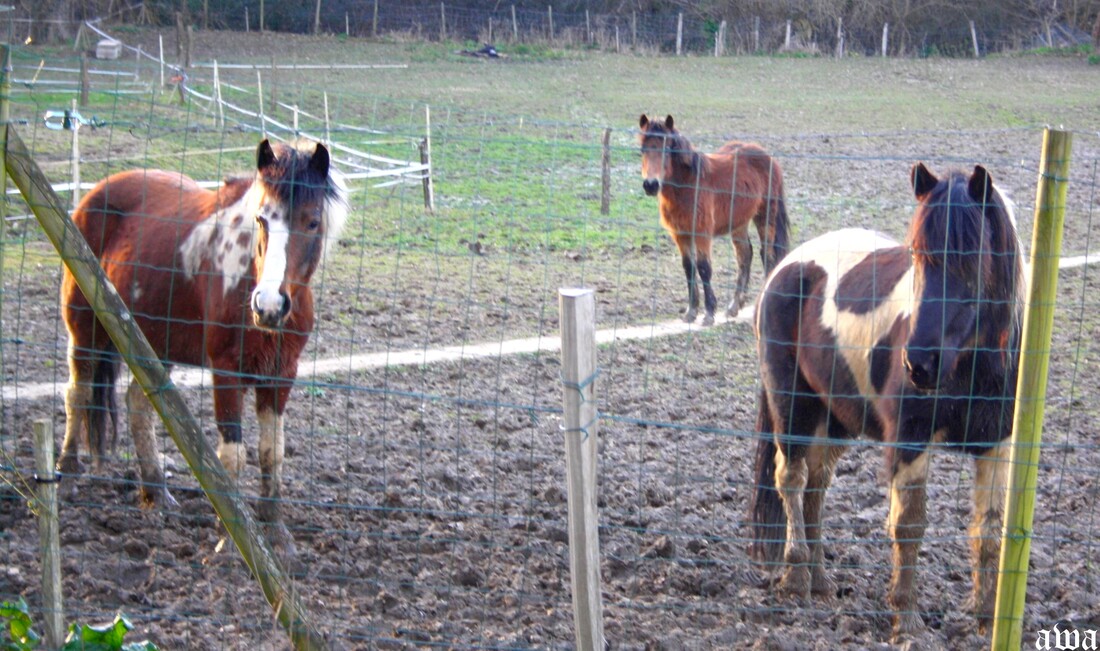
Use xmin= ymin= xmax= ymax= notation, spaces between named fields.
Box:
xmin=769 ymin=194 xmax=790 ymax=270
xmin=748 ymin=387 xmax=786 ymax=565
xmin=88 ymin=343 xmax=120 ymax=462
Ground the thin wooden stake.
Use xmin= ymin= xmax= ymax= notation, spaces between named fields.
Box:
xmin=511 ymin=5 xmax=518 ymax=42
xmin=419 ymin=105 xmax=434 ymax=213
xmin=785 ymin=20 xmax=792 ymax=49
xmin=323 ymin=92 xmax=330 ymax=145
xmin=372 ymin=0 xmax=379 ymax=37
xmin=548 ymin=5 xmax=554 ymax=41
xmin=158 ymin=34 xmax=164 ymax=87
xmin=970 ymin=20 xmax=981 ymax=57
xmin=213 ymin=59 xmax=223 ymax=129
xmin=882 ymin=22 xmax=889 ymax=56
xmin=558 ymin=288 xmax=605 ymax=651
xmin=69 ymin=99 xmax=80 ymax=209
xmin=33 ymin=420 xmax=64 ymax=650
xmin=440 ymin=2 xmax=446 ymax=41
xmin=257 ymin=70 xmax=266 ymax=139
xmin=79 ymin=54 xmax=89 ymax=107
xmin=991 ymin=128 xmax=1073 ymax=651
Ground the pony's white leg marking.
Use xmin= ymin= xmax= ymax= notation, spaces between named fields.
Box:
xmin=60 ymin=353 xmax=92 ymax=475
xmin=127 ymin=380 xmax=176 ymax=507
xmin=970 ymin=442 xmax=1010 ymax=631
xmin=887 ymin=451 xmax=930 ymax=641
xmin=218 ymin=440 xmax=248 ymax=482
xmin=251 ymin=219 xmax=289 ymax=317
xmin=805 ymin=439 xmax=845 ymax=596
xmin=775 ymin=447 xmax=811 ymax=598
xmin=257 ymin=408 xmax=284 ymax=502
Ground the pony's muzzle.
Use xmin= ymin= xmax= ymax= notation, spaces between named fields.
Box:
xmin=642 ymin=178 xmax=660 ymax=196
xmin=903 ymin=348 xmax=939 ymax=391
xmin=251 ymin=288 xmax=292 ymax=328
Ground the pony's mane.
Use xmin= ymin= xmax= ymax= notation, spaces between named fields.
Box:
xmin=907 ymin=169 xmax=1024 ymax=377
xmin=261 ymin=141 xmax=349 ymax=255
xmin=907 ymin=171 xmax=1021 ymax=301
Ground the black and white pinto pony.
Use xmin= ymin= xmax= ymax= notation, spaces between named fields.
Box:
xmin=749 ymin=163 xmax=1024 ymax=641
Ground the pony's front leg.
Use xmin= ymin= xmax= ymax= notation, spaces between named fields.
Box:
xmin=887 ymin=450 xmax=930 ymax=642
xmin=775 ymin=447 xmax=812 ymax=599
xmin=968 ymin=442 xmax=1010 ymax=633
xmin=256 ymin=385 xmax=296 ymax=555
xmin=695 ymin=255 xmax=718 ymax=326
xmin=212 ymin=377 xmax=247 ymax=483
xmin=805 ymin=440 xmax=845 ymax=597
xmin=127 ymin=379 xmax=178 ymax=508
xmin=679 ymin=252 xmax=700 ymax=323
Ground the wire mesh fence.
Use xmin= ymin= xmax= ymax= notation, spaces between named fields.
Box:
xmin=0 ymin=30 xmax=1099 ymax=650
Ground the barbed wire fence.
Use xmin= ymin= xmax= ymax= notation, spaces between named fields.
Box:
xmin=0 ymin=28 xmax=1098 ymax=650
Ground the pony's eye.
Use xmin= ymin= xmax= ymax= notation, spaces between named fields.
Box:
xmin=307 ymin=219 xmax=321 ymax=231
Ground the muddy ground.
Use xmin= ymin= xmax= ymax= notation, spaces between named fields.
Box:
xmin=2 ymin=29 xmax=1100 ymax=651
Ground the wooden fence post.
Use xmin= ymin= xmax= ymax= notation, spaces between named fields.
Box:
xmin=970 ymin=20 xmax=980 ymax=57
xmin=785 ymin=20 xmax=792 ymax=49
xmin=4 ymin=124 xmax=331 ymax=651
xmin=558 ymin=288 xmax=604 ymax=651
xmin=373 ymin=0 xmax=379 ymax=37
xmin=511 ymin=5 xmax=518 ymax=42
xmin=835 ymin=16 xmax=844 ymax=58
xmin=440 ymin=2 xmax=446 ymax=41
xmin=882 ymin=22 xmax=889 ymax=56
xmin=676 ymin=13 xmax=683 ymax=55
xmin=753 ymin=16 xmax=760 ymax=52
xmin=548 ymin=5 xmax=554 ymax=41
xmin=419 ymin=105 xmax=434 ymax=213
xmin=991 ymin=128 xmax=1073 ymax=651
xmin=33 ymin=420 xmax=64 ymax=649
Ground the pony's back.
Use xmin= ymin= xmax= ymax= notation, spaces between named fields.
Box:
xmin=73 ymin=170 xmax=208 ymax=258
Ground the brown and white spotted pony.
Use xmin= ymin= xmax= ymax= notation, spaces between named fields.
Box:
xmin=59 ymin=139 xmax=348 ymax=552
xmin=749 ymin=164 xmax=1023 ymax=641
xmin=638 ymin=114 xmax=789 ymax=324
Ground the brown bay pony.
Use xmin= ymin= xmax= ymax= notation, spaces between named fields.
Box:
xmin=749 ymin=163 xmax=1023 ymax=641
xmin=639 ymin=114 xmax=789 ymax=325
xmin=60 ymin=139 xmax=348 ymax=552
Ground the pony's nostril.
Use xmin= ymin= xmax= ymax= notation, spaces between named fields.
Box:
xmin=278 ymin=291 xmax=292 ymax=321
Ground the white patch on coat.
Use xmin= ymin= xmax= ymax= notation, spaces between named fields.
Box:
xmin=180 ymin=181 xmax=265 ymax=296
xmin=763 ymin=228 xmax=913 ymax=399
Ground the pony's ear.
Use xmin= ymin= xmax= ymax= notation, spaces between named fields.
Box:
xmin=911 ymin=162 xmax=938 ymax=198
xmin=665 ymin=114 xmax=675 ymax=130
xmin=639 ymin=114 xmax=649 ymax=129
xmin=310 ymin=143 xmax=331 ymax=177
xmin=968 ymin=165 xmax=994 ymax=206
xmin=256 ymin=139 xmax=277 ymax=171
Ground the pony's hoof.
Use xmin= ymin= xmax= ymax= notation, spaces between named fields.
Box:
xmin=267 ymin=521 xmax=299 ymax=558
xmin=682 ymin=310 xmax=698 ymax=323
xmin=891 ymin=611 xmax=926 ymax=642
xmin=701 ymin=313 xmax=715 ymax=327
xmin=777 ymin=566 xmax=812 ymax=601
xmin=141 ymin=485 xmax=180 ymax=510
xmin=811 ymin=567 xmax=837 ymax=598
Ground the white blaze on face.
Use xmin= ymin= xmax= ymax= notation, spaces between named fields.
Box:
xmin=251 ymin=201 xmax=290 ymax=318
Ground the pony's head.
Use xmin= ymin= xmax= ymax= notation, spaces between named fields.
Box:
xmin=638 ymin=114 xmax=694 ymax=196
xmin=249 ymin=139 xmax=348 ymax=329
xmin=902 ymin=163 xmax=1022 ymax=392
